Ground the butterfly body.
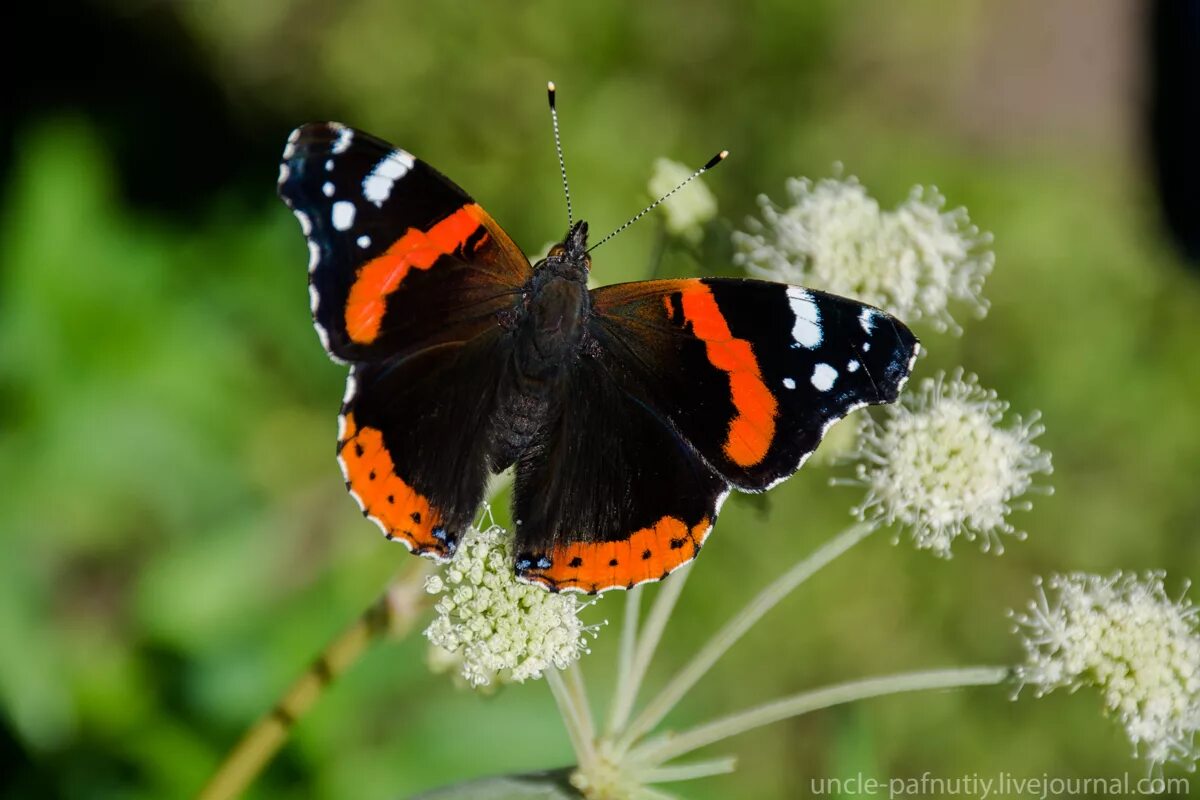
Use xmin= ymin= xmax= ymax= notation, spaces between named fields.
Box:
xmin=492 ymin=221 xmax=593 ymax=470
xmin=279 ymin=121 xmax=919 ymax=593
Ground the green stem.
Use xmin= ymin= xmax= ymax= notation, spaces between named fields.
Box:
xmin=632 ymin=666 xmax=1012 ymax=766
xmin=566 ymin=662 xmax=596 ymax=746
xmin=616 ymin=522 xmax=876 ymax=752
xmin=610 ymin=564 xmax=692 ymax=739
xmin=636 ymin=755 xmax=738 ymax=784
xmin=645 ymin=222 xmax=669 ymax=279
xmin=605 ymin=586 xmax=643 ymax=735
xmin=546 ymin=668 xmax=595 ymax=768
xmin=197 ymin=568 xmax=429 ymax=800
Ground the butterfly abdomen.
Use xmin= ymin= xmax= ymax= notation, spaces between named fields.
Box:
xmin=490 ymin=248 xmax=593 ymax=469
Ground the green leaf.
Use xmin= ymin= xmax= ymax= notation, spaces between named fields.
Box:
xmin=410 ymin=769 xmax=581 ymax=800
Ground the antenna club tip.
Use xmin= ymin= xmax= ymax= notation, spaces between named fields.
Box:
xmin=547 ymin=81 xmax=557 ymax=107
xmin=703 ymin=150 xmax=729 ymax=170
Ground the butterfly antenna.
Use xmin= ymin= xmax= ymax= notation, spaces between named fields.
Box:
xmin=547 ymin=81 xmax=573 ymax=229
xmin=588 ymin=150 xmax=729 ymax=253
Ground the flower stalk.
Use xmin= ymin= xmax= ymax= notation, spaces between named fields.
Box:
xmin=197 ymin=564 xmax=431 ymax=800
xmin=629 ymin=666 xmax=1011 ymax=767
xmin=615 ymin=521 xmax=877 ymax=754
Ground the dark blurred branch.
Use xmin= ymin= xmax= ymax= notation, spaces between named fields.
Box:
xmin=196 ymin=566 xmax=430 ymax=800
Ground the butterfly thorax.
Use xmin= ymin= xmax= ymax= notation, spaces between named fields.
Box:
xmin=490 ymin=222 xmax=593 ymax=469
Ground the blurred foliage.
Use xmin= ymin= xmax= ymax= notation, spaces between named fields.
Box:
xmin=2 ymin=1 xmax=1198 ymax=799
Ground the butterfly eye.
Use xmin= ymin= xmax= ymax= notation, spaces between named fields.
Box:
xmin=547 ymin=244 xmax=567 ymax=259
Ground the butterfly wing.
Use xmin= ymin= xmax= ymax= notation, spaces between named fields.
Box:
xmin=278 ymin=122 xmax=530 ymax=364
xmin=279 ymin=123 xmax=533 ymax=558
xmin=338 ymin=333 xmax=509 ymax=558
xmin=588 ymin=278 xmax=919 ymax=491
xmin=513 ymin=277 xmax=918 ymax=592
xmin=512 ymin=353 xmax=729 ymax=593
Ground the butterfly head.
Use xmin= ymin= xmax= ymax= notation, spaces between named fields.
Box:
xmin=538 ymin=221 xmax=591 ymax=280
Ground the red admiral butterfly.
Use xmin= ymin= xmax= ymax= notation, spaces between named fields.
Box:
xmin=278 ymin=87 xmax=919 ymax=594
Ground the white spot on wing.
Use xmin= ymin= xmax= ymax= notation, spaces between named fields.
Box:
xmin=325 ymin=159 xmax=335 ymax=171
xmin=331 ymin=126 xmax=353 ymax=154
xmin=356 ymin=235 xmax=371 ymax=248
xmin=895 ymin=342 xmax=921 ymax=394
xmin=278 ymin=163 xmax=290 ymax=185
xmin=331 ymin=200 xmax=356 ymax=231
xmin=848 ymin=360 xmax=860 ymax=372
xmin=308 ymin=283 xmax=320 ymax=313
xmin=315 ymin=322 xmax=334 ymax=355
xmin=293 ymin=209 xmax=312 ymax=236
xmin=786 ymin=286 xmax=822 ymax=348
xmin=283 ymin=128 xmax=300 ymax=160
xmin=322 ymin=181 xmax=335 ymax=197
xmin=363 ymin=150 xmax=416 ymax=206
xmin=860 ymin=308 xmax=876 ymax=334
xmin=782 ymin=377 xmax=796 ymax=390
xmin=307 ymin=240 xmax=321 ymax=273
xmin=811 ymin=363 xmax=838 ymax=391
xmin=714 ymin=488 xmax=731 ymax=517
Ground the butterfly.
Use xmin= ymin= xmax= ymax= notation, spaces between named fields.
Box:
xmin=277 ymin=102 xmax=919 ymax=594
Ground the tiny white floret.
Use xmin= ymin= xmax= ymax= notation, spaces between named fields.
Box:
xmin=424 ymin=523 xmax=598 ymax=688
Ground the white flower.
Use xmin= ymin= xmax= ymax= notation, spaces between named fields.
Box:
xmin=647 ymin=157 xmax=717 ymax=245
xmin=423 ymin=523 xmax=596 ymax=688
xmin=846 ymin=370 xmax=1051 ymax=557
xmin=1012 ymin=572 xmax=1200 ymax=769
xmin=733 ymin=173 xmax=993 ymax=333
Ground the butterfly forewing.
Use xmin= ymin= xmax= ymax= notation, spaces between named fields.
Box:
xmin=278 ymin=122 xmax=531 ymax=364
xmin=588 ymin=278 xmax=920 ymax=491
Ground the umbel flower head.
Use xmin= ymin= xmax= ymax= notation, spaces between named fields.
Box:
xmin=733 ymin=173 xmax=993 ymax=334
xmin=647 ymin=157 xmax=718 ymax=245
xmin=1012 ymin=572 xmax=1200 ymax=769
xmin=845 ymin=370 xmax=1052 ymax=557
xmin=424 ymin=523 xmax=596 ymax=688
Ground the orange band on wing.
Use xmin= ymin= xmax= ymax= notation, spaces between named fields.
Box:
xmin=338 ymin=412 xmax=453 ymax=559
xmin=344 ymin=203 xmax=486 ymax=344
xmin=679 ymin=285 xmax=778 ymax=467
xmin=520 ymin=516 xmax=711 ymax=594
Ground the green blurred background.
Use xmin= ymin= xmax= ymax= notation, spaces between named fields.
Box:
xmin=3 ymin=1 xmax=1198 ymax=797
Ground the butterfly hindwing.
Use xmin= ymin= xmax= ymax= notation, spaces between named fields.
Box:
xmin=512 ymin=353 xmax=729 ymax=593
xmin=278 ymin=122 xmax=531 ymax=364
xmin=338 ymin=331 xmax=512 ymax=559
xmin=589 ymin=278 xmax=920 ymax=491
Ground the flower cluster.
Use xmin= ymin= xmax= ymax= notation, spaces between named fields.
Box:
xmin=846 ymin=370 xmax=1052 ymax=557
xmin=733 ymin=174 xmax=993 ymax=333
xmin=1012 ymin=572 xmax=1200 ymax=768
xmin=424 ymin=524 xmax=595 ymax=688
